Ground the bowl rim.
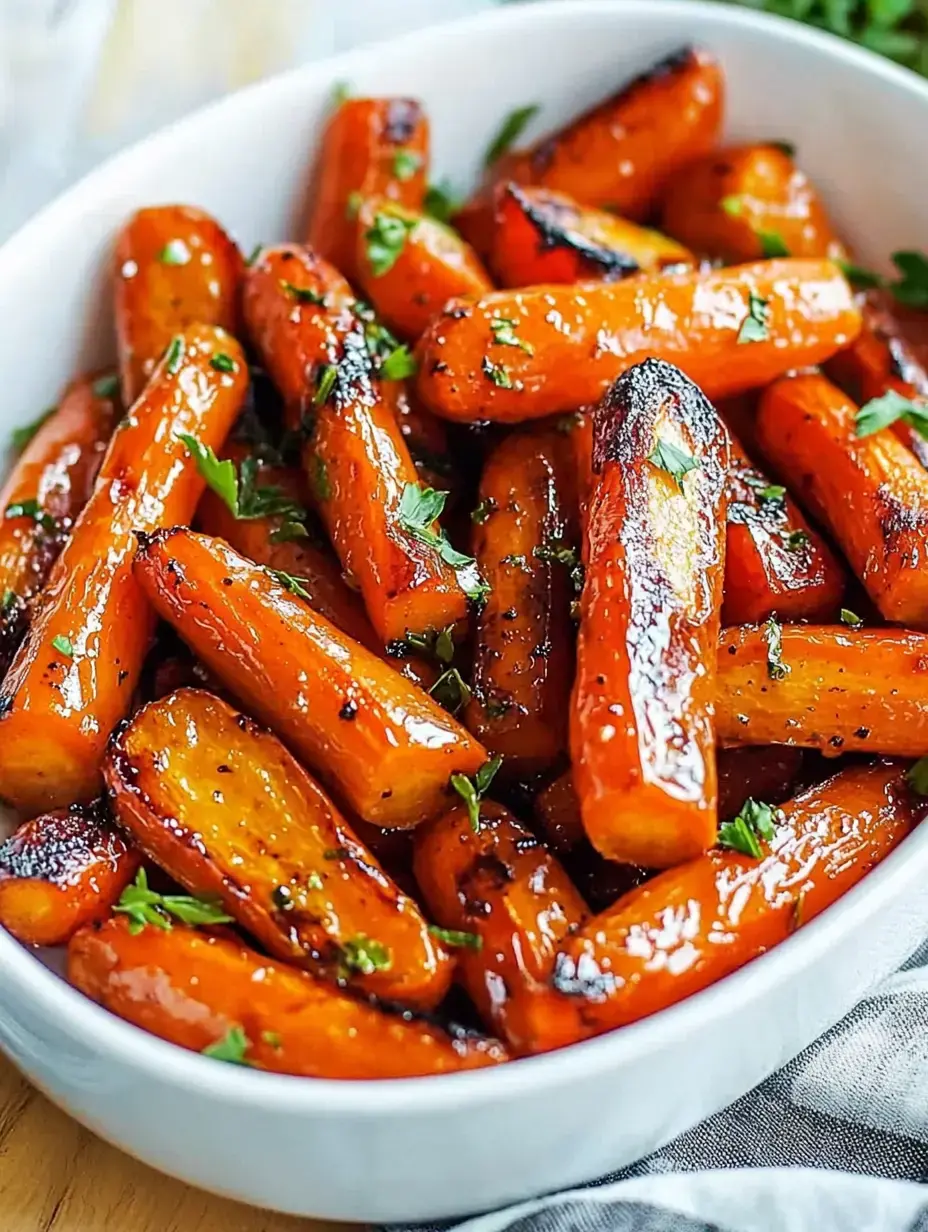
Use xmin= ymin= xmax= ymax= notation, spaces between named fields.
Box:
xmin=2 ymin=0 xmax=928 ymax=1116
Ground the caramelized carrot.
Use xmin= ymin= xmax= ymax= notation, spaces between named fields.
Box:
xmin=133 ymin=528 xmax=488 ymax=827
xmin=0 ymin=803 xmax=139 ymax=947
xmin=0 ymin=371 xmax=119 ymax=675
xmin=413 ymin=802 xmax=588 ymax=1054
xmin=107 ymin=689 xmax=451 ymax=1008
xmin=571 ymin=359 xmax=729 ymax=868
xmin=717 ymin=625 xmax=928 ymax=756
xmin=464 ymin=427 xmax=577 ymax=773
xmin=661 ymin=144 xmax=846 ymax=263
xmin=391 ymin=385 xmax=456 ymax=493
xmin=756 ymin=372 xmax=928 ymax=625
xmin=0 ymin=327 xmax=247 ymax=814
xmin=717 ymin=746 xmax=805 ymax=821
xmin=723 ymin=433 xmax=844 ymax=624
xmin=243 ymin=245 xmax=473 ymax=641
xmin=69 ymin=917 xmax=507 ymax=1078
xmin=305 ymin=98 xmax=428 ymax=283
xmin=114 ymin=205 xmax=243 ymax=405
xmin=534 ymin=769 xmax=584 ymax=854
xmin=491 ymin=183 xmax=694 ymax=288
xmin=355 ymin=197 xmax=492 ymax=340
xmin=415 ymin=259 xmax=861 ymax=423
xmin=551 ymin=761 xmax=920 ymax=1042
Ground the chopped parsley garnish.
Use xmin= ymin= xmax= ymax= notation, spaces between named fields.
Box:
xmin=339 ymin=935 xmax=392 ymax=976
xmin=907 ymin=757 xmax=928 ymax=796
xmin=719 ymin=197 xmax=788 ymax=256
xmin=484 ymin=103 xmax=539 ymax=166
xmin=393 ymin=149 xmax=422 ymax=181
xmin=838 ymin=251 xmax=928 ymax=308
xmin=1 ymin=589 xmax=16 ymax=614
xmin=397 ymin=483 xmax=486 ymax=599
xmin=164 ymin=335 xmax=185 ymax=374
xmin=210 ymin=352 xmax=236 ymax=373
xmin=423 ymin=180 xmax=460 ymax=224
xmin=202 ymin=1026 xmax=251 ymax=1065
xmin=400 ymin=625 xmax=456 ymax=665
xmin=450 ymin=755 xmax=503 ymax=832
xmin=51 ymin=634 xmax=73 ymax=658
xmin=784 ymin=529 xmax=810 ymax=551
xmin=314 ymin=364 xmax=338 ymax=406
xmin=490 ymin=317 xmax=534 ymax=355
xmin=10 ymin=406 xmax=56 ymax=453
xmin=268 ymin=570 xmax=312 ymax=601
xmin=839 ymin=259 xmax=883 ymax=289
xmin=648 ymin=438 xmax=699 ymax=492
xmin=471 ymin=497 xmax=496 ymax=524
xmin=430 ymin=667 xmax=472 ymax=715
xmin=534 ymin=540 xmax=583 ymax=592
xmin=4 ymin=500 xmax=57 ymax=532
xmin=840 ymin=608 xmax=863 ymax=628
xmin=482 ymin=357 xmax=513 ymax=389
xmin=246 ymin=243 xmax=263 ymax=266
xmin=764 ymin=615 xmax=790 ymax=681
xmin=365 ymin=210 xmax=417 ymax=277
xmin=269 ymin=521 xmax=309 ymax=543
xmin=718 ymin=797 xmax=779 ymax=859
xmin=737 ymin=291 xmax=770 ymax=344
xmin=855 ymin=390 xmax=928 ymax=440
xmin=381 ymin=344 xmax=417 ymax=381
xmin=92 ymin=373 xmax=120 ymax=399
xmin=769 ymin=139 xmax=796 ymax=157
xmin=308 ymin=454 xmax=332 ymax=501
xmin=428 ymin=925 xmax=483 ymax=950
xmin=261 ymin=1030 xmax=282 ymax=1049
xmin=178 ymin=436 xmax=306 ymax=524
xmin=158 ymin=239 xmax=191 ymax=265
xmin=114 ymin=868 xmax=232 ymax=935
xmin=280 ymin=279 xmax=326 ymax=306
xmin=744 ymin=475 xmax=787 ymax=507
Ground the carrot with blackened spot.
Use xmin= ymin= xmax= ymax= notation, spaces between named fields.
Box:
xmin=571 ymin=358 xmax=729 ymax=869
xmin=115 ymin=205 xmax=243 ymax=405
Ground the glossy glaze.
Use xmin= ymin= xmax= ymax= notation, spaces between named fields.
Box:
xmin=0 ymin=326 xmax=247 ymax=813
xmin=243 ymin=245 xmax=470 ymax=641
xmin=114 ymin=205 xmax=243 ymax=406
xmin=465 ymin=427 xmax=576 ymax=773
xmin=132 ymin=528 xmax=488 ymax=826
xmin=0 ymin=802 xmax=139 ymax=947
xmin=106 ymin=688 xmax=452 ymax=1008
xmin=69 ymin=916 xmax=507 ymax=1079
xmin=661 ymin=143 xmax=846 ymax=263
xmin=756 ymin=371 xmax=928 ymax=625
xmin=305 ymin=97 xmax=429 ymax=283
xmin=0 ymin=371 xmax=119 ymax=676
xmin=571 ymin=359 xmax=728 ymax=868
xmin=415 ymin=258 xmax=861 ymax=423
xmin=413 ymin=801 xmax=588 ymax=1054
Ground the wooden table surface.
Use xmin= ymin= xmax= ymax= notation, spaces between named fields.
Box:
xmin=0 ymin=1052 xmax=346 ymax=1232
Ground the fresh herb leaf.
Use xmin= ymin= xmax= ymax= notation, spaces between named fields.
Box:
xmin=427 ymin=925 xmax=483 ymax=950
xmin=889 ymin=250 xmax=928 ymax=307
xmin=365 ymin=211 xmax=416 ymax=277
xmin=744 ymin=475 xmax=787 ymax=507
xmin=475 ymin=754 xmax=503 ymax=796
xmin=484 ymin=103 xmax=539 ymax=166
xmin=10 ymin=407 xmax=56 ymax=453
xmin=471 ymin=497 xmax=496 ymax=524
xmin=784 ymin=529 xmax=810 ymax=550
xmin=164 ymin=335 xmax=185 ymax=374
xmin=178 ymin=435 xmax=239 ymax=514
xmin=179 ymin=437 xmax=307 ymax=526
xmin=907 ymin=757 xmax=928 ymax=796
xmin=1 ymin=589 xmax=16 ymax=614
xmin=202 ymin=1026 xmax=251 ymax=1065
xmin=450 ymin=754 xmax=502 ymax=832
xmin=4 ymin=500 xmax=57 ymax=532
xmin=158 ymin=239 xmax=191 ymax=265
xmin=839 ymin=259 xmax=883 ymax=289
xmin=270 ymin=521 xmax=310 ymax=543
xmin=398 ymin=626 xmax=456 ymax=665
xmin=314 ymin=364 xmax=338 ymax=406
xmin=718 ymin=797 xmax=778 ymax=858
xmin=482 ymin=357 xmax=513 ymax=389
xmin=210 ymin=352 xmax=236 ymax=373
xmin=268 ymin=569 xmax=312 ymax=601
xmin=92 ymin=373 xmax=120 ymax=399
xmin=423 ymin=180 xmax=460 ymax=224
xmin=855 ymin=389 xmax=928 ymax=439
xmin=340 ymin=935 xmax=392 ymax=976
xmin=381 ymin=345 xmax=417 ymax=381
xmin=737 ymin=291 xmax=770 ymax=344
xmin=261 ymin=1030 xmax=282 ymax=1049
xmin=534 ymin=540 xmax=580 ymax=569
xmin=280 ymin=280 xmax=326 ymax=306
xmin=764 ymin=615 xmax=790 ymax=681
xmin=840 ymin=607 xmax=863 ymax=627
xmin=757 ymin=228 xmax=790 ymax=257
xmin=648 ymin=438 xmax=699 ymax=492
xmin=397 ymin=482 xmax=484 ymax=587
xmin=393 ymin=149 xmax=422 ymax=181
xmin=246 ymin=243 xmax=263 ymax=266
xmin=490 ymin=317 xmax=534 ymax=355
xmin=769 ymin=139 xmax=796 ymax=156
xmin=308 ymin=454 xmax=332 ymax=501
xmin=114 ymin=868 xmax=233 ymax=936
xmin=720 ymin=194 xmax=743 ymax=217
xmin=430 ymin=667 xmax=472 ymax=714
xmin=51 ymin=634 xmax=73 ymax=658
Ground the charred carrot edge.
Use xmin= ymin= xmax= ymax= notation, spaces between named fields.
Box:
xmin=114 ymin=205 xmax=243 ymax=405
xmin=571 ymin=358 xmax=729 ymax=869
xmin=755 ymin=371 xmax=928 ymax=626
xmin=305 ymin=98 xmax=429 ymax=284
xmin=0 ymin=802 xmax=139 ymax=947
xmin=413 ymin=801 xmax=588 ymax=1054
xmin=0 ymin=370 xmax=119 ymax=676
xmin=415 ymin=259 xmax=861 ymax=424
xmin=0 ymin=327 xmax=248 ymax=815
xmin=549 ymin=761 xmax=920 ymax=1046
xmin=69 ymin=917 xmax=507 ymax=1078
xmin=132 ymin=527 xmax=488 ymax=828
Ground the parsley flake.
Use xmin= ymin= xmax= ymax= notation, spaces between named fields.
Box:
xmin=210 ymin=352 xmax=236 ymax=373
xmin=737 ymin=291 xmax=770 ymax=344
xmin=482 ymin=356 xmax=513 ymax=389
xmin=397 ymin=483 xmax=486 ymax=598
xmin=114 ymin=868 xmax=232 ymax=935
xmin=178 ymin=436 xmax=306 ymax=525
xmin=268 ymin=570 xmax=312 ymax=601
xmin=280 ymin=280 xmax=326 ymax=306
xmin=393 ymin=149 xmax=422 ymax=181
xmin=907 ymin=757 xmax=928 ymax=796
xmin=764 ymin=615 xmax=790 ymax=681
xmin=340 ymin=935 xmax=392 ymax=976
xmin=784 ymin=529 xmax=810 ymax=551
xmin=718 ymin=797 xmax=779 ymax=859
xmin=450 ymin=755 xmax=503 ymax=832
xmin=365 ymin=211 xmax=416 ymax=277
xmin=648 ymin=438 xmax=699 ymax=493
xmin=1 ymin=589 xmax=16 ymax=614
xmin=314 ymin=364 xmax=338 ymax=407
xmin=718 ymin=197 xmax=788 ymax=255
xmin=490 ymin=317 xmax=534 ymax=355
xmin=423 ymin=180 xmax=460 ymax=224
xmin=92 ymin=373 xmax=120 ymax=399
xmin=484 ymin=104 xmax=539 ymax=166
xmin=158 ymin=239 xmax=191 ymax=266
xmin=427 ymin=925 xmax=483 ymax=950
xmin=4 ymin=500 xmax=57 ymax=532
xmin=51 ymin=634 xmax=73 ymax=658
xmin=855 ymin=390 xmax=928 ymax=440
xmin=430 ymin=667 xmax=472 ymax=715
xmin=10 ymin=407 xmax=56 ymax=453
xmin=164 ymin=335 xmax=185 ymax=374
xmin=471 ymin=497 xmax=496 ymax=524
xmin=744 ymin=476 xmax=786 ymax=507
xmin=381 ymin=345 xmax=417 ymax=381
xmin=202 ymin=1026 xmax=251 ymax=1065
xmin=840 ymin=608 xmax=863 ymax=628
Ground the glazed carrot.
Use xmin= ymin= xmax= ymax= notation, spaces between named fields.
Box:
xmin=69 ymin=917 xmax=507 ymax=1078
xmin=413 ymin=802 xmax=588 ymax=1054
xmin=534 ymin=770 xmax=584 ymax=855
xmin=571 ymin=359 xmax=729 ymax=868
xmin=133 ymin=528 xmax=488 ymax=827
xmin=391 ymin=385 xmax=456 ymax=493
xmin=114 ymin=205 xmax=243 ymax=405
xmin=723 ymin=432 xmax=844 ymax=624
xmin=717 ymin=746 xmax=805 ymax=821
xmin=661 ymin=144 xmax=846 ymax=264
xmin=717 ymin=625 xmax=928 ymax=756
xmin=243 ymin=245 xmax=474 ymax=641
xmin=0 ymin=370 xmax=119 ymax=676
xmin=106 ymin=689 xmax=452 ymax=1008
xmin=415 ymin=259 xmax=861 ymax=423
xmin=715 ymin=391 xmax=762 ymax=458
xmin=464 ymin=427 xmax=577 ymax=773
xmin=756 ymin=372 xmax=928 ymax=625
xmin=354 ymin=197 xmax=492 ymax=340
xmin=305 ymin=98 xmax=428 ymax=283
xmin=550 ymin=761 xmax=920 ymax=1042
xmin=0 ymin=327 xmax=248 ymax=814
xmin=0 ymin=802 xmax=139 ymax=947
xmin=491 ymin=183 xmax=694 ymax=288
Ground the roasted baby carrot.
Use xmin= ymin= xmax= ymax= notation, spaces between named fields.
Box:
xmin=114 ymin=205 xmax=243 ymax=405
xmin=717 ymin=624 xmax=928 ymax=755
xmin=0 ymin=370 xmax=119 ymax=676
xmin=756 ymin=372 xmax=928 ymax=625
xmin=69 ymin=917 xmax=507 ymax=1078
xmin=0 ymin=327 xmax=248 ymax=814
xmin=133 ymin=528 xmax=488 ymax=827
xmin=551 ymin=761 xmax=920 ymax=1041
xmin=243 ymin=245 xmax=475 ymax=641
xmin=661 ymin=143 xmax=846 ymax=264
xmin=0 ymin=802 xmax=139 ymax=947
xmin=723 ymin=433 xmax=844 ymax=624
xmin=413 ymin=801 xmax=588 ymax=1054
xmin=491 ymin=183 xmax=694 ymax=288
xmin=391 ymin=385 xmax=456 ymax=493
xmin=107 ymin=688 xmax=452 ymax=1008
xmin=571 ymin=358 xmax=729 ymax=868
xmin=415 ymin=259 xmax=861 ymax=423
xmin=355 ymin=197 xmax=492 ymax=340
xmin=305 ymin=97 xmax=428 ymax=283
xmin=464 ymin=427 xmax=577 ymax=773
xmin=717 ymin=746 xmax=805 ymax=822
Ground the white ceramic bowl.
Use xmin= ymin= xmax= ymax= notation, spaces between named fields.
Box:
xmin=2 ymin=1 xmax=928 ymax=1221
